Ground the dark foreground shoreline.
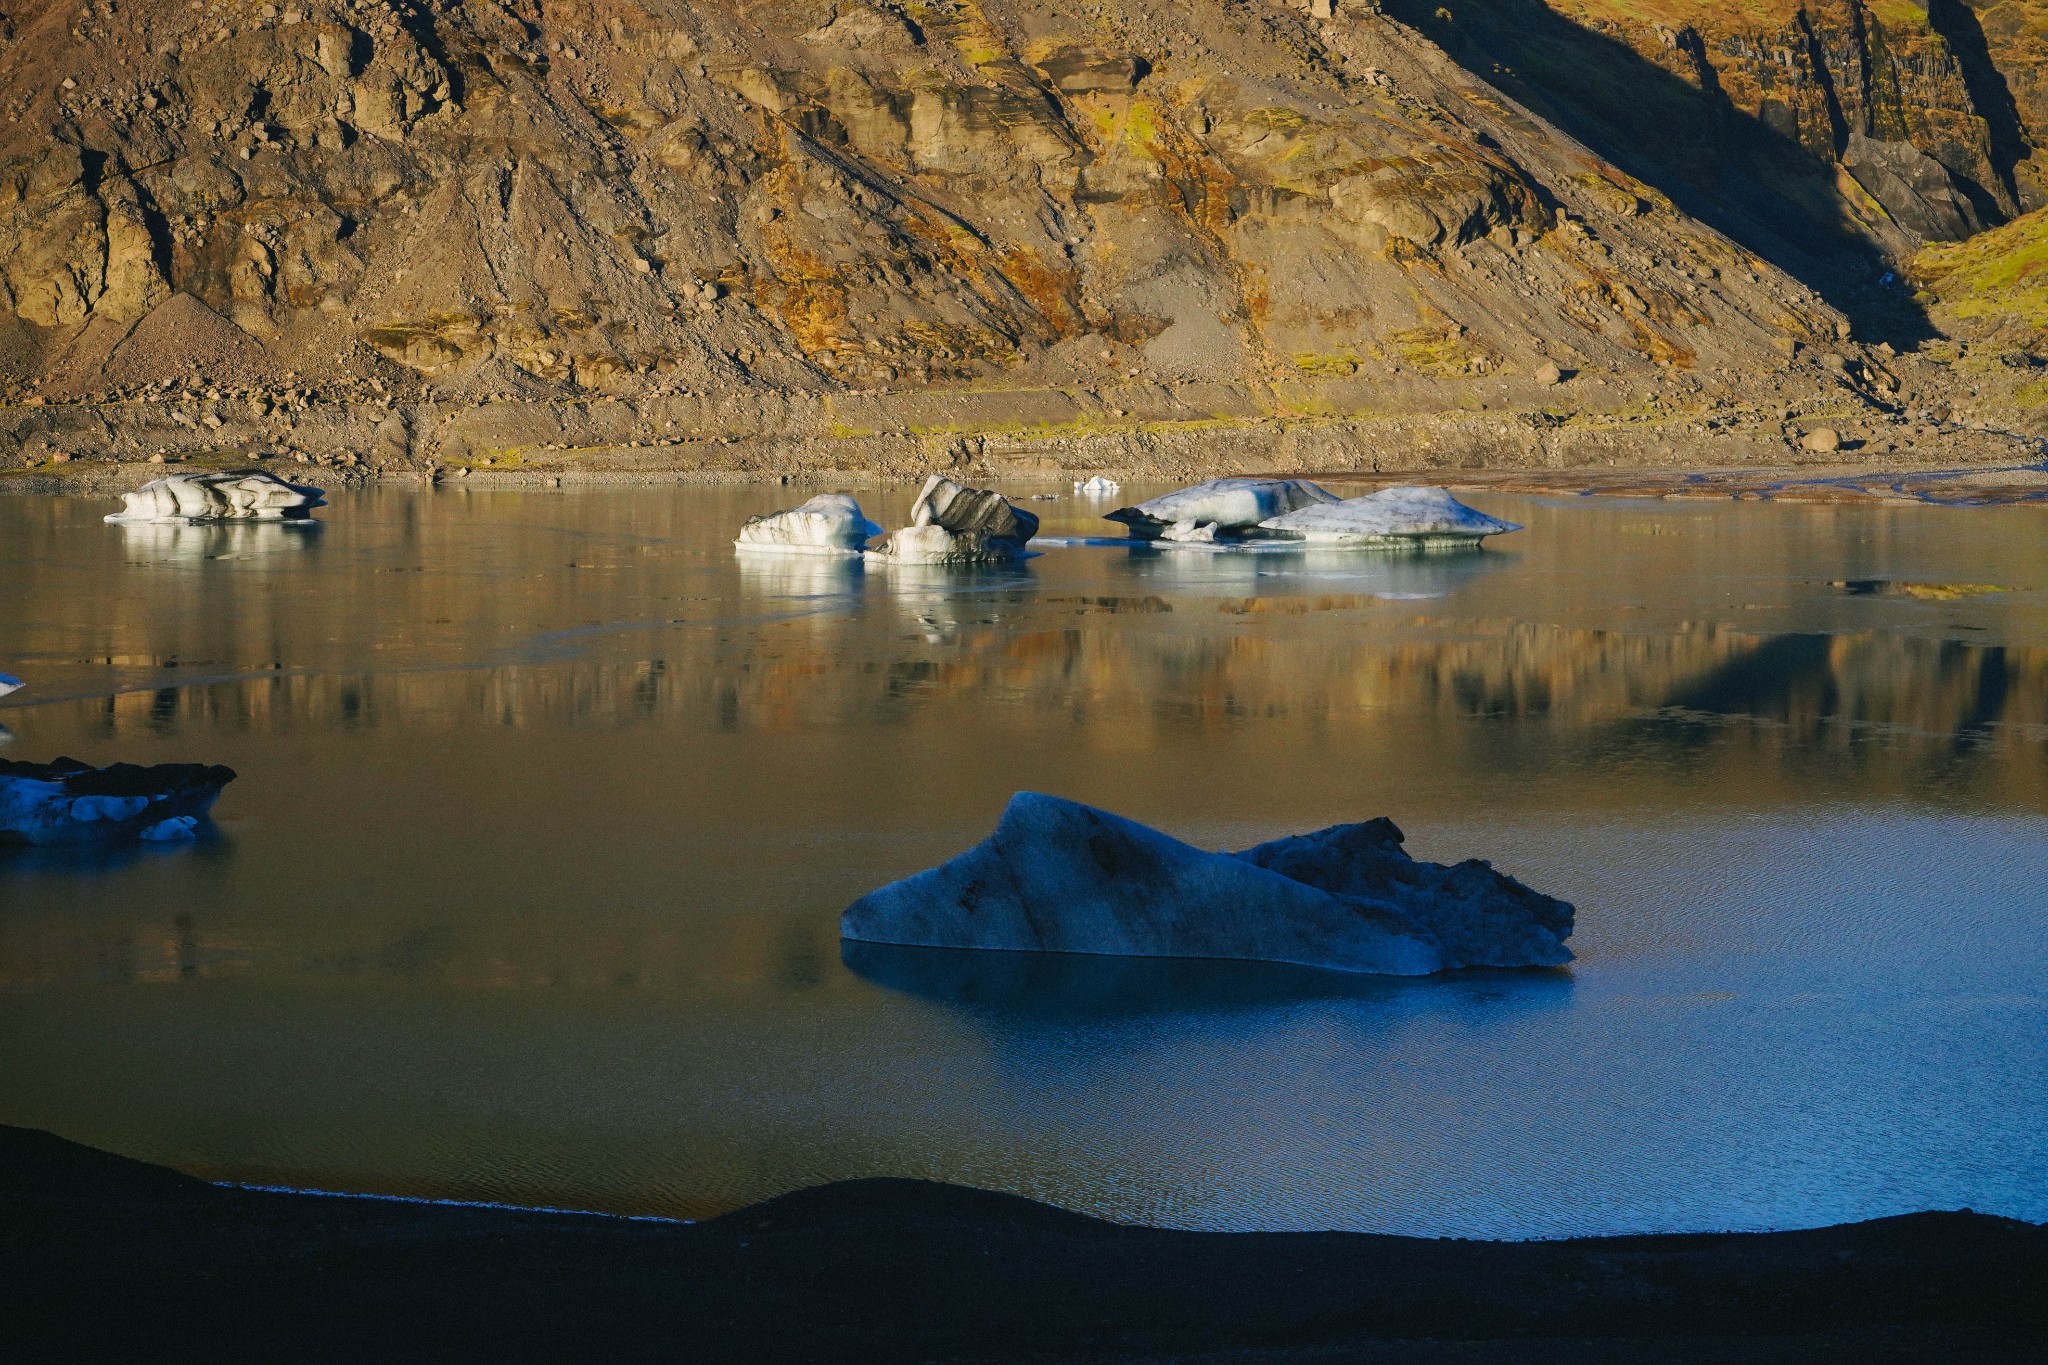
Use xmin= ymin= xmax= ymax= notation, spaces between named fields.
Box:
xmin=2 ymin=1126 xmax=2042 ymax=1363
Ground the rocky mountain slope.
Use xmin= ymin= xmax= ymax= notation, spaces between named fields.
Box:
xmin=0 ymin=0 xmax=2040 ymax=480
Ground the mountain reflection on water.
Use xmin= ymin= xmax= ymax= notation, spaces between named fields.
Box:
xmin=0 ymin=484 xmax=2044 ymax=1237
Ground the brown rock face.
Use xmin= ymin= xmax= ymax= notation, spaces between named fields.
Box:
xmin=0 ymin=0 xmax=2029 ymax=437
xmin=1399 ymin=0 xmax=2044 ymax=254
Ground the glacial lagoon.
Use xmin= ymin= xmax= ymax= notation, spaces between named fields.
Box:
xmin=1 ymin=481 xmax=2045 ymax=1238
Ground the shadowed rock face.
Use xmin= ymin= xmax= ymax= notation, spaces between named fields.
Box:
xmin=840 ymin=792 xmax=1573 ymax=974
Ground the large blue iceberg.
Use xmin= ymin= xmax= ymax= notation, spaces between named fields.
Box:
xmin=842 ymin=793 xmax=1573 ymax=975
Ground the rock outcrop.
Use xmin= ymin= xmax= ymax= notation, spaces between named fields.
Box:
xmin=0 ymin=756 xmax=235 ymax=846
xmin=1106 ymin=478 xmax=1340 ymax=540
xmin=105 ymin=469 xmax=324 ymax=522
xmin=866 ymin=475 xmax=1038 ymax=563
xmin=734 ymin=492 xmax=880 ymax=556
xmin=1403 ymin=0 xmax=2046 ymax=252
xmin=0 ymin=0 xmax=1869 ymax=434
xmin=841 ymin=792 xmax=1574 ymax=974
xmin=1258 ymin=485 xmax=1521 ymax=546
xmin=0 ymin=0 xmax=2043 ymax=469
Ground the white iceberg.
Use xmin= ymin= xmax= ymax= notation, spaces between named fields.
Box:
xmin=842 ymin=793 xmax=1573 ymax=975
xmin=1074 ymin=475 xmax=1122 ymax=495
xmin=865 ymin=475 xmax=1040 ymax=565
xmin=106 ymin=470 xmax=325 ymax=524
xmin=1105 ymin=477 xmax=1339 ymax=540
xmin=1258 ymin=485 xmax=1520 ymax=547
xmin=0 ymin=674 xmax=21 ymax=699
xmin=734 ymin=493 xmax=881 ymax=556
xmin=0 ymin=757 xmax=236 ymax=847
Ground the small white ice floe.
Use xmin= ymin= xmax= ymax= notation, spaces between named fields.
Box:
xmin=735 ymin=493 xmax=882 ymax=556
xmin=1074 ymin=475 xmax=1122 ymax=495
xmin=0 ymin=673 xmax=22 ymax=699
xmin=1258 ymin=485 xmax=1521 ymax=547
xmin=865 ymin=475 xmax=1039 ymax=565
xmin=1106 ymin=477 xmax=1338 ymax=539
xmin=0 ymin=757 xmax=236 ymax=847
xmin=106 ymin=470 xmax=325 ymax=524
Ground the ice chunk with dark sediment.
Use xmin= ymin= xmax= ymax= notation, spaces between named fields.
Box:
xmin=1104 ymin=477 xmax=1339 ymax=540
xmin=1257 ymin=485 xmax=1520 ymax=547
xmin=734 ymin=493 xmax=882 ymax=556
xmin=841 ymin=793 xmax=1576 ymax=974
xmin=0 ymin=757 xmax=236 ymax=847
xmin=106 ymin=470 xmax=325 ymax=524
xmin=865 ymin=475 xmax=1040 ymax=564
xmin=1234 ymin=817 xmax=1572 ymax=968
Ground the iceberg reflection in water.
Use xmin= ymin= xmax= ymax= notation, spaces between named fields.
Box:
xmin=842 ymin=940 xmax=1574 ymax=1021
xmin=115 ymin=518 xmax=323 ymax=566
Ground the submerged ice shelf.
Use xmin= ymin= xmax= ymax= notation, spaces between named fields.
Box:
xmin=843 ymin=793 xmax=1573 ymax=976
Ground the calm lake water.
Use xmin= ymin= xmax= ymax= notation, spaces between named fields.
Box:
xmin=2 ymin=481 xmax=2045 ymax=1238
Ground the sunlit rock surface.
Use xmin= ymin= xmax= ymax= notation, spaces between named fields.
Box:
xmin=843 ymin=793 xmax=1575 ymax=974
xmin=1259 ymin=486 xmax=1522 ymax=547
xmin=734 ymin=494 xmax=882 ymax=556
xmin=1106 ymin=478 xmax=1339 ymax=540
xmin=866 ymin=476 xmax=1040 ymax=564
xmin=0 ymin=757 xmax=235 ymax=847
xmin=105 ymin=471 xmax=324 ymax=524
